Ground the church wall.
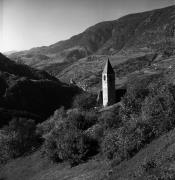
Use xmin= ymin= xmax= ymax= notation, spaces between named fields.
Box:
xmin=102 ymin=73 xmax=115 ymax=107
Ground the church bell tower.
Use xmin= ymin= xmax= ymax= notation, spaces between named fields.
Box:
xmin=102 ymin=59 xmax=115 ymax=107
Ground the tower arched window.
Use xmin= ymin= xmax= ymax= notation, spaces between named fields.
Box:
xmin=104 ymin=75 xmax=106 ymax=81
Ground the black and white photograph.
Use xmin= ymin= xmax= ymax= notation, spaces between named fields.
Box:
xmin=0 ymin=0 xmax=175 ymax=179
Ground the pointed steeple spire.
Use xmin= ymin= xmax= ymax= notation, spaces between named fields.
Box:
xmin=103 ymin=59 xmax=115 ymax=74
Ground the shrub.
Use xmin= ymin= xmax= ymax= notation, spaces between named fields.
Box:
xmin=85 ymin=124 xmax=104 ymax=141
xmin=0 ymin=77 xmax=7 ymax=97
xmin=0 ymin=118 xmax=41 ymax=163
xmin=44 ymin=126 xmax=99 ymax=166
xmin=37 ymin=107 xmax=67 ymax=136
xmin=73 ymin=93 xmax=97 ymax=110
xmin=67 ymin=111 xmax=86 ymax=130
xmin=120 ymin=75 xmax=153 ymax=121
xmin=140 ymin=80 xmax=175 ymax=137
xmin=0 ymin=133 xmax=13 ymax=163
xmin=102 ymin=75 xmax=175 ymax=164
xmin=102 ymin=128 xmax=129 ymax=162
xmin=98 ymin=107 xmax=121 ymax=129
xmin=123 ymin=117 xmax=153 ymax=156
xmin=42 ymin=108 xmax=99 ymax=166
xmin=102 ymin=117 xmax=153 ymax=162
xmin=67 ymin=110 xmax=97 ymax=131
xmin=120 ymin=75 xmax=175 ymax=128
xmin=83 ymin=110 xmax=98 ymax=127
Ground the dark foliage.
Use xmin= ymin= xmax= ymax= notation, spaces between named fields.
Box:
xmin=0 ymin=118 xmax=41 ymax=163
xmin=0 ymin=77 xmax=8 ymax=97
xmin=41 ymin=108 xmax=99 ymax=166
xmin=0 ymin=54 xmax=81 ymax=126
xmin=101 ymin=74 xmax=175 ymax=164
xmin=73 ymin=93 xmax=97 ymax=110
xmin=102 ymin=128 xmax=127 ymax=161
xmin=98 ymin=107 xmax=121 ymax=130
xmin=0 ymin=108 xmax=42 ymax=128
xmin=44 ymin=127 xmax=99 ymax=166
xmin=115 ymin=89 xmax=126 ymax=103
xmin=36 ymin=107 xmax=67 ymax=136
xmin=2 ymin=79 xmax=80 ymax=120
xmin=67 ymin=110 xmax=97 ymax=131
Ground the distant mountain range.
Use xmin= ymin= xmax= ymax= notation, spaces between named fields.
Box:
xmin=7 ymin=5 xmax=175 ymax=91
xmin=3 ymin=51 xmax=17 ymax=56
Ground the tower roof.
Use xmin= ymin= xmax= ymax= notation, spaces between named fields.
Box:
xmin=102 ymin=59 xmax=115 ymax=74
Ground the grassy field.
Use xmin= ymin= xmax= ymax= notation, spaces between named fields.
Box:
xmin=0 ymin=151 xmax=110 ymax=180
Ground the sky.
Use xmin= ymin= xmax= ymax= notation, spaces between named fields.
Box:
xmin=0 ymin=0 xmax=175 ymax=52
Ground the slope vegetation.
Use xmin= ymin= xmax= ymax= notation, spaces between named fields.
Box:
xmin=0 ymin=53 xmax=80 ymax=127
xmin=108 ymin=128 xmax=175 ymax=180
xmin=2 ymin=127 xmax=175 ymax=180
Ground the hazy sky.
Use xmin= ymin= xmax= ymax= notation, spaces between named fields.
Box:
xmin=0 ymin=0 xmax=175 ymax=52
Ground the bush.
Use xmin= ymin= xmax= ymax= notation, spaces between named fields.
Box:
xmin=41 ymin=108 xmax=99 ymax=166
xmin=67 ymin=110 xmax=97 ymax=131
xmin=37 ymin=107 xmax=67 ymax=136
xmin=98 ymin=107 xmax=121 ymax=129
xmin=102 ymin=129 xmax=127 ymax=161
xmin=123 ymin=117 xmax=153 ymax=156
xmin=102 ymin=75 xmax=175 ymax=164
xmin=44 ymin=126 xmax=99 ymax=166
xmin=0 ymin=118 xmax=41 ymax=163
xmin=85 ymin=124 xmax=104 ymax=141
xmin=120 ymin=75 xmax=175 ymax=128
xmin=73 ymin=93 xmax=97 ymax=110
xmin=0 ymin=133 xmax=13 ymax=163
xmin=120 ymin=75 xmax=153 ymax=120
xmin=102 ymin=117 xmax=153 ymax=162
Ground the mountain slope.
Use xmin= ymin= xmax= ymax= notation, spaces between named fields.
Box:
xmin=9 ymin=5 xmax=175 ymax=69
xmin=0 ymin=53 xmax=57 ymax=81
xmin=0 ymin=53 xmax=80 ymax=127
xmin=8 ymin=5 xmax=175 ymax=92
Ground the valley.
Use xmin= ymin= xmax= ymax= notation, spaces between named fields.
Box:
xmin=1 ymin=4 xmax=175 ymax=180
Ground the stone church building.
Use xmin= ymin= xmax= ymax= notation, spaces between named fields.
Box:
xmin=99 ymin=59 xmax=126 ymax=107
xmin=102 ymin=59 xmax=116 ymax=107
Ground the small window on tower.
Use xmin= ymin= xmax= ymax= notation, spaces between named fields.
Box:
xmin=104 ymin=75 xmax=106 ymax=81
